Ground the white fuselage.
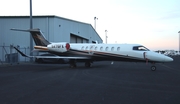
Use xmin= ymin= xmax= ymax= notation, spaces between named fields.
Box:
xmin=68 ymin=43 xmax=173 ymax=63
xmin=37 ymin=42 xmax=173 ymax=63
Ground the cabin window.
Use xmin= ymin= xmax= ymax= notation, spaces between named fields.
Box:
xmin=81 ymin=46 xmax=84 ymax=50
xmin=86 ymin=46 xmax=88 ymax=50
xmin=117 ymin=47 xmax=120 ymax=51
xmin=90 ymin=46 xmax=94 ymax=50
xmin=111 ymin=47 xmax=114 ymax=51
xmin=100 ymin=47 xmax=103 ymax=51
xmin=105 ymin=47 xmax=109 ymax=51
xmin=95 ymin=47 xmax=97 ymax=50
xmin=133 ymin=46 xmax=149 ymax=51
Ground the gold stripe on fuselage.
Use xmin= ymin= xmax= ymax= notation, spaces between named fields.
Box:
xmin=34 ymin=46 xmax=48 ymax=50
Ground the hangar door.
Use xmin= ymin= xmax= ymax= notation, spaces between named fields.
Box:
xmin=70 ymin=34 xmax=88 ymax=43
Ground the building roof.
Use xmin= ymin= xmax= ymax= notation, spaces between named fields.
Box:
xmin=0 ymin=15 xmax=101 ymax=40
xmin=0 ymin=15 xmax=90 ymax=25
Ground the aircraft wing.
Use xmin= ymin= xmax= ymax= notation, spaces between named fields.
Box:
xmin=35 ymin=56 xmax=89 ymax=59
xmin=14 ymin=47 xmax=89 ymax=59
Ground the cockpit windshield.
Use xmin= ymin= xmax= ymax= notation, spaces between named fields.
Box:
xmin=133 ymin=46 xmax=150 ymax=51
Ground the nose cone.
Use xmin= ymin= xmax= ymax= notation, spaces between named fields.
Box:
xmin=146 ymin=52 xmax=174 ymax=62
xmin=164 ymin=56 xmax=173 ymax=62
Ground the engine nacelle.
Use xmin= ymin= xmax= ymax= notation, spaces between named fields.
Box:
xmin=47 ymin=42 xmax=70 ymax=53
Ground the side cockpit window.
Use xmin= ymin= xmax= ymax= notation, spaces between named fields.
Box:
xmin=133 ymin=46 xmax=149 ymax=51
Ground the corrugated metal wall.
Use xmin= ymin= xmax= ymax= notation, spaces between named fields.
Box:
xmin=0 ymin=16 xmax=102 ymax=62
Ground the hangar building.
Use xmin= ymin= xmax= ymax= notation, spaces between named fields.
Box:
xmin=0 ymin=15 xmax=102 ymax=63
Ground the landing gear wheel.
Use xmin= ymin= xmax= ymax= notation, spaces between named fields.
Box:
xmin=85 ymin=62 xmax=91 ymax=67
xmin=151 ymin=66 xmax=156 ymax=71
xmin=69 ymin=60 xmax=77 ymax=68
xmin=70 ymin=64 xmax=76 ymax=68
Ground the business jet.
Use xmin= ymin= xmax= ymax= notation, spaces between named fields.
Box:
xmin=11 ymin=28 xmax=173 ymax=71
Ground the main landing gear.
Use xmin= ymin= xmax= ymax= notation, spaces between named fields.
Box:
xmin=69 ymin=60 xmax=77 ymax=68
xmin=85 ymin=61 xmax=91 ymax=67
xmin=69 ymin=60 xmax=92 ymax=68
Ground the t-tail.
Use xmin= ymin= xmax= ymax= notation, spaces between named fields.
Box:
xmin=11 ymin=28 xmax=51 ymax=46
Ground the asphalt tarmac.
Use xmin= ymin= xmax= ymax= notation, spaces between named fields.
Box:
xmin=0 ymin=56 xmax=180 ymax=104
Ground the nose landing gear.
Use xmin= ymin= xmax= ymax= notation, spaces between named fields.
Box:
xmin=144 ymin=52 xmax=156 ymax=71
xmin=150 ymin=62 xmax=156 ymax=71
xmin=151 ymin=66 xmax=156 ymax=71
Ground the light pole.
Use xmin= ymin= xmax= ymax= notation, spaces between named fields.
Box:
xmin=94 ymin=17 xmax=98 ymax=30
xmin=105 ymin=30 xmax=108 ymax=44
xmin=30 ymin=0 xmax=33 ymax=62
xmin=178 ymin=31 xmax=180 ymax=54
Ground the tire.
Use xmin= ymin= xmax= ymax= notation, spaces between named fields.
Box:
xmin=151 ymin=66 xmax=156 ymax=71
xmin=85 ymin=62 xmax=91 ymax=67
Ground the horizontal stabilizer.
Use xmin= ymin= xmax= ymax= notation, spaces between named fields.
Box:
xmin=11 ymin=28 xmax=50 ymax=46
xmin=11 ymin=28 xmax=40 ymax=32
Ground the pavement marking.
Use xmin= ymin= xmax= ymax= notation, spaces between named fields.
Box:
xmin=160 ymin=64 xmax=180 ymax=72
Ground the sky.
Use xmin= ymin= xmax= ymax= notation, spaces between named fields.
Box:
xmin=0 ymin=0 xmax=180 ymax=51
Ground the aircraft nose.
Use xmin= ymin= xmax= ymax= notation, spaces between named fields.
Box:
xmin=164 ymin=56 xmax=173 ymax=62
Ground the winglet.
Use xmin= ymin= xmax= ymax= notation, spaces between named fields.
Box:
xmin=14 ymin=47 xmax=30 ymax=57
